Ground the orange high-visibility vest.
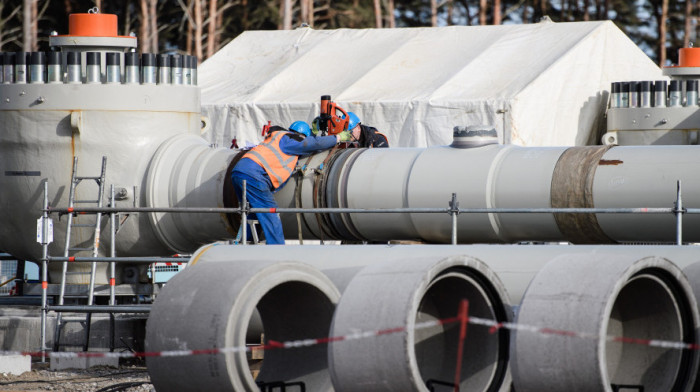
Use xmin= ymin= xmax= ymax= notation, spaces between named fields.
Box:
xmin=245 ymin=131 xmax=299 ymax=188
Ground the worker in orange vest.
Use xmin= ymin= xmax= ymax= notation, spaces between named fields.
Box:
xmin=231 ymin=123 xmax=352 ymax=244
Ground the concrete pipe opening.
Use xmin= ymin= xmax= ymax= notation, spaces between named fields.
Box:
xmin=146 ymin=260 xmax=340 ymax=392
xmin=605 ymin=271 xmax=693 ymax=391
xmin=416 ymin=270 xmax=507 ymax=391
xmin=329 ymin=257 xmax=512 ymax=392
xmin=255 ymin=281 xmax=337 ymax=391
xmin=512 ymin=256 xmax=700 ymax=392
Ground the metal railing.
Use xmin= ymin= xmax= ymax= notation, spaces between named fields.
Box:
xmin=35 ymin=179 xmax=695 ymax=359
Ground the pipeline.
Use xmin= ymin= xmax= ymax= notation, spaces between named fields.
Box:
xmin=269 ymin=144 xmax=700 ymax=244
xmin=143 ymin=142 xmax=700 ymax=251
xmin=145 ymin=244 xmax=700 ymax=391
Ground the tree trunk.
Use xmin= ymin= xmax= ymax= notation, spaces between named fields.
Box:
xmin=140 ymin=0 xmax=150 ymax=52
xmin=308 ymin=0 xmax=315 ymax=27
xmin=282 ymin=0 xmax=292 ymax=29
xmin=150 ymin=0 xmax=158 ymax=52
xmin=583 ymin=0 xmax=590 ymax=21
xmin=194 ymin=0 xmax=202 ymax=60
xmin=374 ymin=0 xmax=382 ymax=27
xmin=123 ymin=0 xmax=132 ymax=36
xmin=242 ymin=0 xmax=249 ymax=30
xmin=480 ymin=0 xmax=487 ymax=25
xmin=431 ymin=0 xmax=438 ymax=26
xmin=684 ymin=0 xmax=693 ymax=48
xmin=30 ymin=0 xmax=37 ymax=50
xmin=387 ymin=0 xmax=395 ymax=27
xmin=186 ymin=0 xmax=193 ymax=54
xmin=207 ymin=0 xmax=217 ymax=58
xmin=494 ymin=0 xmax=501 ymax=24
xmin=447 ymin=0 xmax=453 ymax=25
xmin=22 ymin=0 xmax=31 ymax=51
xmin=660 ymin=0 xmax=668 ymax=65
xmin=301 ymin=0 xmax=308 ymax=24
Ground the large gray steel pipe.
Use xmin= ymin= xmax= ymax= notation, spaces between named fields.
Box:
xmin=512 ymin=254 xmax=700 ymax=392
xmin=272 ymin=144 xmax=700 ymax=244
xmin=145 ymin=258 xmax=340 ymax=392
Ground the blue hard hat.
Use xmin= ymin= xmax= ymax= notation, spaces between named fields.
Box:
xmin=346 ymin=112 xmax=360 ymax=131
xmin=289 ymin=121 xmax=311 ymax=137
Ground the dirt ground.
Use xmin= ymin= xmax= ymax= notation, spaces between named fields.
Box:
xmin=0 ymin=361 xmax=153 ymax=392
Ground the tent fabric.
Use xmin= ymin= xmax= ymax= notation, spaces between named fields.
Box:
xmin=199 ymin=20 xmax=662 ymax=148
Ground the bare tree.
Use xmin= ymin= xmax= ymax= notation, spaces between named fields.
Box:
xmin=207 ymin=0 xmax=217 ymax=57
xmin=494 ymin=0 xmax=501 ymax=24
xmin=149 ymin=0 xmax=158 ymax=51
xmin=480 ymin=0 xmax=487 ymax=24
xmin=431 ymin=0 xmax=437 ymax=26
xmin=282 ymin=0 xmax=292 ymax=29
xmin=139 ymin=0 xmax=150 ymax=52
xmin=447 ymin=0 xmax=454 ymax=25
xmin=660 ymin=0 xmax=668 ymax=65
xmin=684 ymin=0 xmax=694 ymax=48
xmin=194 ymin=0 xmax=202 ymax=59
xmin=0 ymin=2 xmax=21 ymax=51
xmin=300 ymin=0 xmax=310 ymax=25
xmin=374 ymin=0 xmax=382 ymax=27
xmin=22 ymin=0 xmax=31 ymax=51
xmin=386 ymin=0 xmax=395 ymax=27
xmin=31 ymin=0 xmax=37 ymax=50
xmin=186 ymin=0 xmax=193 ymax=54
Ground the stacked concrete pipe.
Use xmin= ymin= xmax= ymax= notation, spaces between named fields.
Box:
xmin=145 ymin=256 xmax=341 ymax=391
xmin=145 ymin=244 xmax=700 ymax=391
xmin=146 ymin=245 xmax=515 ymax=391
xmin=512 ymin=254 xmax=700 ymax=392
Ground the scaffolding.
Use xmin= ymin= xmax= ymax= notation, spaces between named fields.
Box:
xmin=35 ymin=178 xmax=697 ymax=360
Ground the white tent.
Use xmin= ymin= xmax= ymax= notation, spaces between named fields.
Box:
xmin=199 ymin=19 xmax=662 ymax=148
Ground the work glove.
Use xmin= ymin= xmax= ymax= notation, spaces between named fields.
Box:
xmin=311 ymin=117 xmax=322 ymax=136
xmin=337 ymin=130 xmax=353 ymax=143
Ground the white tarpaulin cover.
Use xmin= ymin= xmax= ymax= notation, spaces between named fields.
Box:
xmin=199 ymin=19 xmax=661 ymax=147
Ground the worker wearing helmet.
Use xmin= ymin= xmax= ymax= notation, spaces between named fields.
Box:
xmin=344 ymin=112 xmax=389 ymax=148
xmin=289 ymin=121 xmax=312 ymax=137
xmin=231 ymin=124 xmax=352 ymax=244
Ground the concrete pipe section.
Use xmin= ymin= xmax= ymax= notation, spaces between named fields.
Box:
xmin=145 ymin=257 xmax=340 ymax=392
xmin=328 ymin=255 xmax=512 ymax=392
xmin=512 ymin=254 xmax=700 ymax=392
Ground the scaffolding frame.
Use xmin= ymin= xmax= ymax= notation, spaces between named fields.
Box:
xmin=36 ymin=179 xmax=694 ymax=360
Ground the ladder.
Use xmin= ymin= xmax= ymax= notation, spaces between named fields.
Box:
xmin=53 ymin=156 xmax=107 ymax=352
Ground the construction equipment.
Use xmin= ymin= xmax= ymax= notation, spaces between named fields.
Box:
xmin=317 ymin=95 xmax=349 ymax=135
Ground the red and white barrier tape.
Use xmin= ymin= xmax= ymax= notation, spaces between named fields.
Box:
xmin=6 ymin=313 xmax=698 ymax=359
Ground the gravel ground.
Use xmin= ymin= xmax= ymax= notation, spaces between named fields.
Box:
xmin=0 ymin=362 xmax=153 ymax=392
